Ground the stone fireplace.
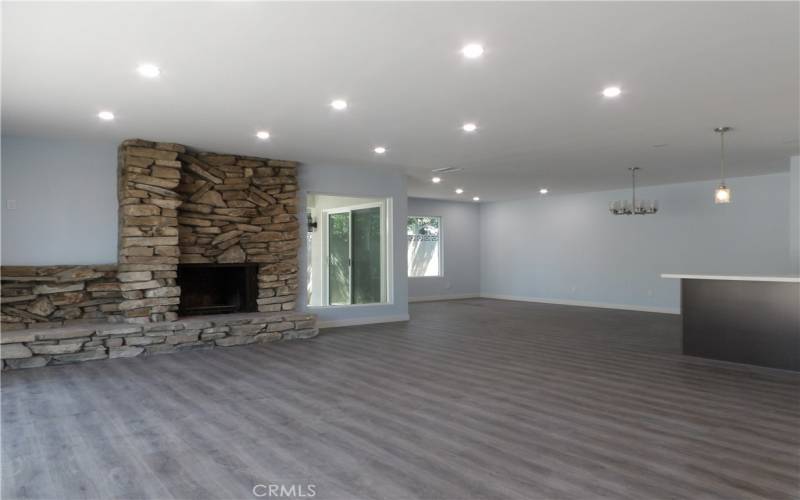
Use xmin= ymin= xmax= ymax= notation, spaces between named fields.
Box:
xmin=0 ymin=139 xmax=316 ymax=370
xmin=117 ymin=139 xmax=300 ymax=322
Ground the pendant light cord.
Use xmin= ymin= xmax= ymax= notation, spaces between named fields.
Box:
xmin=719 ymin=130 xmax=726 ymax=184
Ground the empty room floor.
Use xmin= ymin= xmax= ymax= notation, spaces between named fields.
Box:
xmin=2 ymin=299 xmax=798 ymax=500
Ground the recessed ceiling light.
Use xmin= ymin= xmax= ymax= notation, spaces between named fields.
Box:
xmin=330 ymin=99 xmax=348 ymax=110
xmin=373 ymin=146 xmax=387 ymax=154
xmin=461 ymin=43 xmax=484 ymax=59
xmin=432 ymin=177 xmax=442 ymax=184
xmin=97 ymin=111 xmax=115 ymax=121
xmin=256 ymin=131 xmax=270 ymax=140
xmin=602 ymin=86 xmax=622 ymax=98
xmin=455 ymin=188 xmax=464 ymax=194
xmin=539 ymin=188 xmax=549 ymax=194
xmin=462 ymin=122 xmax=477 ymax=132
xmin=137 ymin=64 xmax=160 ymax=78
xmin=472 ymin=196 xmax=480 ymax=202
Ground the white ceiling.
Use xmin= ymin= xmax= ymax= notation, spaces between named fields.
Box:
xmin=3 ymin=2 xmax=798 ymax=201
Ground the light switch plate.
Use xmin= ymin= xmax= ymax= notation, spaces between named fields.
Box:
xmin=6 ymin=199 xmax=17 ymax=210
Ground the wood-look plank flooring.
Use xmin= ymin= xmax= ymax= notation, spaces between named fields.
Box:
xmin=2 ymin=298 xmax=799 ymax=500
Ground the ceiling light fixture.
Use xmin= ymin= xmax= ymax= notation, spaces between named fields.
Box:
xmin=373 ymin=146 xmax=387 ymax=155
xmin=455 ymin=188 xmax=464 ymax=194
xmin=472 ymin=196 xmax=480 ymax=202
xmin=256 ymin=131 xmax=270 ymax=140
xmin=330 ymin=99 xmax=348 ymax=110
xmin=539 ymin=188 xmax=549 ymax=195
xmin=97 ymin=111 xmax=115 ymax=121
xmin=602 ymin=86 xmax=622 ymax=98
xmin=609 ymin=167 xmax=658 ymax=215
xmin=461 ymin=43 xmax=484 ymax=59
xmin=137 ymin=64 xmax=160 ymax=78
xmin=462 ymin=122 xmax=477 ymax=132
xmin=714 ymin=126 xmax=732 ymax=204
xmin=432 ymin=177 xmax=442 ymax=184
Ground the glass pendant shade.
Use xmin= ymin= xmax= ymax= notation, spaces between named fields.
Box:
xmin=714 ymin=184 xmax=731 ymax=204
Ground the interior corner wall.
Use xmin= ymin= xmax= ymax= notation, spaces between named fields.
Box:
xmin=297 ymin=164 xmax=408 ymax=327
xmin=479 ymin=172 xmax=794 ymax=313
xmin=1 ymin=135 xmax=118 ymax=265
xmin=408 ymin=197 xmax=481 ymax=301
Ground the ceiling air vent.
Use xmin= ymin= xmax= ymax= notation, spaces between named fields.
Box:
xmin=431 ymin=167 xmax=463 ymax=174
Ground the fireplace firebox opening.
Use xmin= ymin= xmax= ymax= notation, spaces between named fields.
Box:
xmin=177 ymin=264 xmax=258 ymax=316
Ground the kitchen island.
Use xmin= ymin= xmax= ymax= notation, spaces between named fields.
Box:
xmin=662 ymin=274 xmax=800 ymax=371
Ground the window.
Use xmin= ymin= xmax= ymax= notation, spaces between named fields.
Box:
xmin=407 ymin=216 xmax=442 ymax=277
xmin=306 ymin=194 xmax=392 ymax=306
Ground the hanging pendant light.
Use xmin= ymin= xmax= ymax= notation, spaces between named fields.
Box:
xmin=609 ymin=167 xmax=658 ymax=215
xmin=714 ymin=126 xmax=732 ymax=204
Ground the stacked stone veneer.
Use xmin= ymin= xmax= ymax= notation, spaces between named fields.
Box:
xmin=117 ymin=140 xmax=186 ymax=322
xmin=117 ymin=140 xmax=299 ymax=322
xmin=1 ymin=311 xmax=316 ymax=370
xmin=1 ymin=265 xmax=123 ymax=329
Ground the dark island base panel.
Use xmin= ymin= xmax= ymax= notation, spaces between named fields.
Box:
xmin=682 ymin=279 xmax=800 ymax=371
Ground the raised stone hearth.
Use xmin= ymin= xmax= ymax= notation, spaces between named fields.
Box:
xmin=1 ymin=312 xmax=317 ymax=370
xmin=1 ymin=139 xmax=315 ymax=370
xmin=1 ymin=265 xmax=123 ymax=329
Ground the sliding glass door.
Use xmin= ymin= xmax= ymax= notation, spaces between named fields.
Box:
xmin=327 ymin=206 xmax=383 ymax=305
xmin=351 ymin=207 xmax=381 ymax=304
xmin=328 ymin=212 xmax=351 ymax=305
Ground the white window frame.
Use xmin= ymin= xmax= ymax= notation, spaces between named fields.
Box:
xmin=312 ymin=196 xmax=394 ymax=308
xmin=407 ymin=215 xmax=444 ymax=279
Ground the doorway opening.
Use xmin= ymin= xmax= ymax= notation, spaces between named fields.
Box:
xmin=306 ymin=194 xmax=392 ymax=307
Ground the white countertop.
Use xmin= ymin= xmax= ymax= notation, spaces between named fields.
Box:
xmin=661 ymin=274 xmax=800 ymax=283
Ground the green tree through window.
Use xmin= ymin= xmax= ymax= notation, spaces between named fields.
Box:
xmin=407 ymin=216 xmax=442 ymax=277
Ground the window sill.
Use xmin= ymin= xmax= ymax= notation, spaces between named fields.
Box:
xmin=307 ymin=302 xmax=394 ymax=310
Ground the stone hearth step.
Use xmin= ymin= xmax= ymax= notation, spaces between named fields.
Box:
xmin=1 ymin=312 xmax=317 ymax=370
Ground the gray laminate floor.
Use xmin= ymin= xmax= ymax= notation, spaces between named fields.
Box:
xmin=2 ymin=299 xmax=799 ymax=500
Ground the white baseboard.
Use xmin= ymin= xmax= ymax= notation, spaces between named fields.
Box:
xmin=408 ymin=293 xmax=480 ymax=303
xmin=479 ymin=293 xmax=680 ymax=315
xmin=317 ymin=314 xmax=410 ymax=329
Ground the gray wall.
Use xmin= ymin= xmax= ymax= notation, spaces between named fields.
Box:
xmin=408 ymin=197 xmax=481 ymax=300
xmin=298 ymin=164 xmax=409 ymax=327
xmin=1 ymin=136 xmax=118 ymax=264
xmin=480 ymin=172 xmax=795 ymax=313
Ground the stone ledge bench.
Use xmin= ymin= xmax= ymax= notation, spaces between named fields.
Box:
xmin=0 ymin=311 xmax=317 ymax=370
